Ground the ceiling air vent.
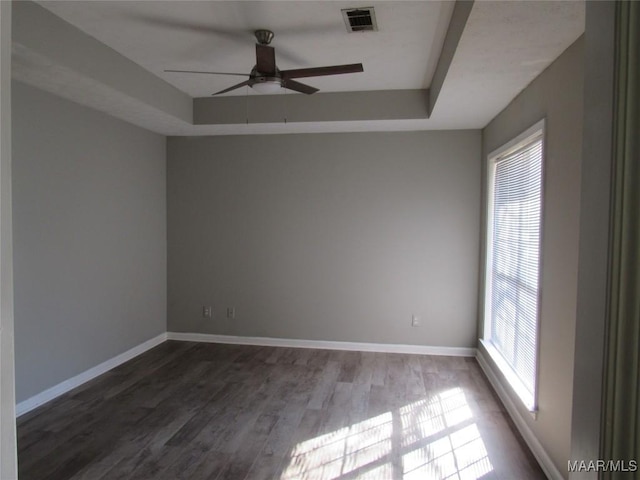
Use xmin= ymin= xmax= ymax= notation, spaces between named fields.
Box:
xmin=342 ymin=7 xmax=378 ymax=33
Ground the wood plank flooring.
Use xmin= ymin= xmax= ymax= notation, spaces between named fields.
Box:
xmin=17 ymin=341 xmax=545 ymax=480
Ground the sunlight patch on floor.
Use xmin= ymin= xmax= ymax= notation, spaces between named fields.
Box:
xmin=280 ymin=388 xmax=494 ymax=480
xmin=281 ymin=411 xmax=393 ymax=479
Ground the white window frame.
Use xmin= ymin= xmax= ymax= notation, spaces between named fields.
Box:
xmin=482 ymin=119 xmax=545 ymax=414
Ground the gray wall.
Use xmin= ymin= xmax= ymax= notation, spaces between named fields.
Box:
xmin=168 ymin=131 xmax=481 ymax=347
xmin=570 ymin=3 xmax=615 ymax=477
xmin=12 ymin=82 xmax=167 ymax=403
xmin=479 ymin=37 xmax=584 ymax=475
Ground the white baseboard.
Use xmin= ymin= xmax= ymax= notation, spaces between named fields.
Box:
xmin=166 ymin=332 xmax=477 ymax=357
xmin=16 ymin=332 xmax=167 ymax=417
xmin=476 ymin=348 xmax=563 ymax=480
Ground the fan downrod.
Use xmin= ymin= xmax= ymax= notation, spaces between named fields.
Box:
xmin=254 ymin=29 xmax=274 ymax=45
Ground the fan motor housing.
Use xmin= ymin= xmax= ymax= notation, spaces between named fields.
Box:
xmin=251 ymin=66 xmax=280 ymax=80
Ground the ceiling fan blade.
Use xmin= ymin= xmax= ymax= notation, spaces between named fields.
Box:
xmin=256 ymin=44 xmax=276 ymax=75
xmin=281 ymin=63 xmax=364 ymax=80
xmin=282 ymin=79 xmax=319 ymax=95
xmin=212 ymin=80 xmax=252 ymax=95
xmin=165 ymin=69 xmax=250 ymax=77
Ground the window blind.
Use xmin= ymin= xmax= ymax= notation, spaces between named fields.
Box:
xmin=488 ymin=135 xmax=543 ymax=396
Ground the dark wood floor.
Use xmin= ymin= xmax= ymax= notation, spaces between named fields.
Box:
xmin=17 ymin=341 xmax=545 ymax=480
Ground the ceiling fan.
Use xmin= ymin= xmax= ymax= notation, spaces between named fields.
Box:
xmin=165 ymin=29 xmax=364 ymax=95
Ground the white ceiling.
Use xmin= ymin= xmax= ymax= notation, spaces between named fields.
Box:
xmin=39 ymin=0 xmax=455 ymax=97
xmin=14 ymin=0 xmax=585 ymax=135
xmin=42 ymin=1 xmax=453 ymax=97
xmin=430 ymin=0 xmax=586 ymax=126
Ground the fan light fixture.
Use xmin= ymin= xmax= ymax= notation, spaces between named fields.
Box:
xmin=251 ymin=78 xmax=282 ymax=94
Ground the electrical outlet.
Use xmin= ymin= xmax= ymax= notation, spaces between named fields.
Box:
xmin=203 ymin=306 xmax=212 ymax=319
xmin=411 ymin=315 xmax=421 ymax=327
xmin=227 ymin=307 xmax=235 ymax=319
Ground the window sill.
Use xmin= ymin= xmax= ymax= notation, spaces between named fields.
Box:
xmin=479 ymin=339 xmax=538 ymax=418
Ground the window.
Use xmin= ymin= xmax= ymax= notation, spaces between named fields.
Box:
xmin=483 ymin=121 xmax=544 ymax=411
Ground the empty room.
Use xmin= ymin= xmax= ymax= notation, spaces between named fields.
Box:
xmin=1 ymin=1 xmax=638 ymax=479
